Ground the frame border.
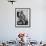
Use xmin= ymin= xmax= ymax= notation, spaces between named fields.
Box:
xmin=15 ymin=8 xmax=31 ymax=28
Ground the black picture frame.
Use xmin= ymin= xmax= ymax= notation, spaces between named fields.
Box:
xmin=15 ymin=8 xmax=31 ymax=28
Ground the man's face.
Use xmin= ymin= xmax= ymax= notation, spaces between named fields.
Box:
xmin=21 ymin=11 xmax=23 ymax=14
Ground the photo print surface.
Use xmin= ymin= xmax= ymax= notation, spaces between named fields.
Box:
xmin=15 ymin=8 xmax=31 ymax=27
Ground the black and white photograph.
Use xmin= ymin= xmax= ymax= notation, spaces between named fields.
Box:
xmin=15 ymin=8 xmax=31 ymax=27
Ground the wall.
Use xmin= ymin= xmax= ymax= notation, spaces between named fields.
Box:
xmin=0 ymin=0 xmax=46 ymax=42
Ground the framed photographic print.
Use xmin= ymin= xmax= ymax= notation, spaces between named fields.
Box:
xmin=15 ymin=8 xmax=31 ymax=28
